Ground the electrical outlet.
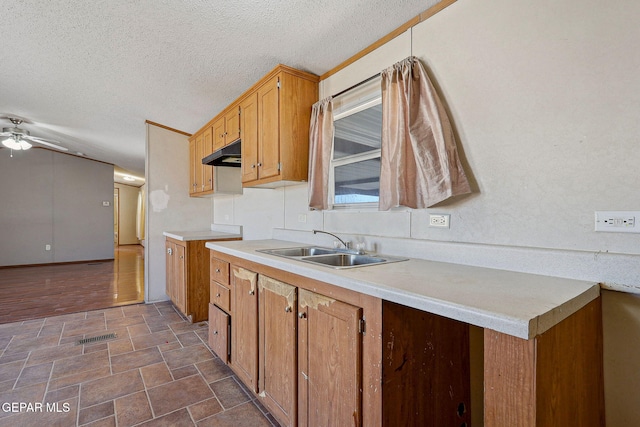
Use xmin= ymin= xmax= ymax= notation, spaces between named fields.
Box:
xmin=45 ymin=244 xmax=51 ymax=251
xmin=429 ymin=214 xmax=450 ymax=228
xmin=595 ymin=211 xmax=640 ymax=233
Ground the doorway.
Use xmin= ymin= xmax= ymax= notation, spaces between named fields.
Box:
xmin=114 ymin=188 xmax=120 ymax=245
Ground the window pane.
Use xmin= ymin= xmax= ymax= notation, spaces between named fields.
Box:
xmin=334 ymin=103 xmax=382 ymax=159
xmin=334 ymin=158 xmax=380 ymax=204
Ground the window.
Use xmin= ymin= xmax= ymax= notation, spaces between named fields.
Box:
xmin=330 ymin=81 xmax=382 ymax=208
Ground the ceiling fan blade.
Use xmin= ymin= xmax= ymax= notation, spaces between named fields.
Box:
xmin=25 ymin=136 xmax=69 ymax=151
xmin=0 ymin=131 xmax=12 ymax=137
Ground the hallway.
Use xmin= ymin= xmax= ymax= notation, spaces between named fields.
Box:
xmin=0 ymin=245 xmax=144 ymax=324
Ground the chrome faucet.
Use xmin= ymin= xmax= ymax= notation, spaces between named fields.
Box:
xmin=312 ymin=229 xmax=351 ymax=250
xmin=312 ymin=229 xmax=367 ymax=254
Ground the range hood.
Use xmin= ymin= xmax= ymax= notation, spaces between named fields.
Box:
xmin=202 ymin=140 xmax=241 ymax=167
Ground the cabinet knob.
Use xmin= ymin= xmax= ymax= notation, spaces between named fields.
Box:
xmin=285 ymin=306 xmax=292 ymax=313
xmin=213 ymin=330 xmax=218 ymax=335
xmin=215 ymin=268 xmax=221 ymax=273
xmin=257 ymin=162 xmax=262 ymax=167
xmin=249 ymin=290 xmax=255 ymax=296
xmin=251 ymin=164 xmax=256 ymax=168
xmin=179 ymin=255 xmax=184 ymax=259
xmin=298 ymin=312 xmax=306 ymax=319
xmin=216 ymin=293 xmax=221 ymax=298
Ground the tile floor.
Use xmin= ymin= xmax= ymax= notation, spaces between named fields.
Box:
xmin=0 ymin=302 xmax=277 ymax=426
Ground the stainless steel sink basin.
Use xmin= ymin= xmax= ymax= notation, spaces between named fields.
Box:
xmin=258 ymin=246 xmax=408 ymax=269
xmin=301 ymin=253 xmax=386 ymax=267
xmin=258 ymin=246 xmax=339 ymax=257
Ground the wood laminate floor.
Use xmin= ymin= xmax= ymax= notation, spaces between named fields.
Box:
xmin=0 ymin=245 xmax=145 ymax=325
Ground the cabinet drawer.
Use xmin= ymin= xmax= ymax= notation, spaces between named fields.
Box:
xmin=208 ymin=304 xmax=230 ymax=364
xmin=210 ymin=255 xmax=230 ymax=286
xmin=210 ymin=282 xmax=230 ymax=312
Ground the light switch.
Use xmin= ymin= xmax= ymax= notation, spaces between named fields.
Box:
xmin=103 ymin=201 xmax=110 ymax=207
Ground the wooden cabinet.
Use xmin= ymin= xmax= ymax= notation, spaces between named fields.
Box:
xmin=213 ymin=105 xmax=241 ymax=151
xmin=189 ymin=64 xmax=317 ymax=195
xmin=240 ymin=92 xmax=259 ymax=183
xmin=188 ymin=131 xmax=214 ymax=196
xmin=484 ymin=298 xmax=604 ymax=427
xmin=208 ymin=253 xmax=232 ymax=362
xmin=165 ymin=237 xmax=239 ymax=322
xmin=240 ymin=66 xmax=319 ymax=188
xmin=220 ymin=260 xmax=363 ymax=427
xmin=165 ymin=239 xmax=186 ymax=314
xmin=201 ymin=127 xmax=214 ymax=192
xmin=259 ymin=276 xmax=298 ymax=427
xmin=230 ymin=266 xmax=259 ymax=392
xmin=210 ymin=250 xmax=604 ymax=427
xmin=381 ymin=301 xmax=471 ymax=427
xmin=298 ymin=289 xmax=363 ymax=427
xmin=209 ymin=303 xmax=230 ymax=364
xmin=188 ymin=136 xmax=200 ymax=196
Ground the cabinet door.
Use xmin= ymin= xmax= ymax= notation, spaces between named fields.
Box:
xmin=231 ymin=266 xmax=259 ymax=392
xmin=165 ymin=240 xmax=174 ymax=299
xmin=213 ymin=117 xmax=226 ymax=151
xmin=188 ymin=138 xmax=198 ymax=195
xmin=298 ymin=289 xmax=362 ymax=427
xmin=174 ymin=243 xmax=187 ymax=314
xmin=225 ymin=106 xmax=240 ymax=144
xmin=201 ymin=127 xmax=214 ymax=192
xmin=240 ymin=92 xmax=259 ymax=183
xmin=258 ymin=276 xmax=297 ymax=427
xmin=258 ymin=75 xmax=281 ymax=180
xmin=209 ymin=303 xmax=230 ymax=364
xmin=194 ymin=134 xmax=204 ymax=193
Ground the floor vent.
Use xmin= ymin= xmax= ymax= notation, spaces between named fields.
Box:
xmin=77 ymin=333 xmax=117 ymax=345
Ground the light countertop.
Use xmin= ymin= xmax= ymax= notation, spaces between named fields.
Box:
xmin=163 ymin=230 xmax=242 ymax=242
xmin=205 ymin=239 xmax=600 ymax=340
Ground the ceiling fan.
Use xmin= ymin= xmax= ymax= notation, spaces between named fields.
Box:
xmin=1 ymin=118 xmax=68 ymax=152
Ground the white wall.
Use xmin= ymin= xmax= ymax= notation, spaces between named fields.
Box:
xmin=211 ymin=0 xmax=640 ymax=424
xmin=145 ymin=124 xmax=212 ymax=303
xmin=114 ymin=183 xmax=141 ymax=245
xmin=0 ymin=148 xmax=114 ymax=266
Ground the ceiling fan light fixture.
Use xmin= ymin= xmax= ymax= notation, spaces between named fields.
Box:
xmin=19 ymin=139 xmax=32 ymax=150
xmin=2 ymin=135 xmax=32 ymax=150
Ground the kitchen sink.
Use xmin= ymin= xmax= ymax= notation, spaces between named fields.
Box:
xmin=259 ymin=246 xmax=339 ymax=257
xmin=258 ymin=246 xmax=407 ymax=269
xmin=301 ymin=253 xmax=386 ymax=267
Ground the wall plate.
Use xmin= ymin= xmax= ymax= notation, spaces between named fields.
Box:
xmin=594 ymin=211 xmax=639 ymax=233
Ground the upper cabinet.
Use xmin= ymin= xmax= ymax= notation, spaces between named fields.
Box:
xmin=241 ymin=66 xmax=319 ymax=188
xmin=213 ymin=104 xmax=241 ymax=151
xmin=188 ymin=129 xmax=215 ymax=196
xmin=188 ymin=65 xmax=318 ymax=196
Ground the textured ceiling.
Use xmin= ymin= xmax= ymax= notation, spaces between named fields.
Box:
xmin=0 ymin=0 xmax=439 ymax=176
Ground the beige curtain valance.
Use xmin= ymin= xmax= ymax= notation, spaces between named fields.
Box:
xmin=380 ymin=56 xmax=470 ymax=210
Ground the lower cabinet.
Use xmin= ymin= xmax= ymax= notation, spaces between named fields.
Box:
xmin=208 ymin=304 xmax=230 ymax=363
xmin=165 ymin=237 xmax=225 ymax=323
xmin=230 ymin=266 xmax=259 ymax=392
xmin=259 ymin=276 xmax=298 ymax=427
xmin=298 ymin=289 xmax=363 ymax=427
xmin=227 ymin=267 xmax=363 ymax=427
xmin=214 ymin=254 xmax=471 ymax=427
xmin=165 ymin=239 xmax=186 ymax=315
